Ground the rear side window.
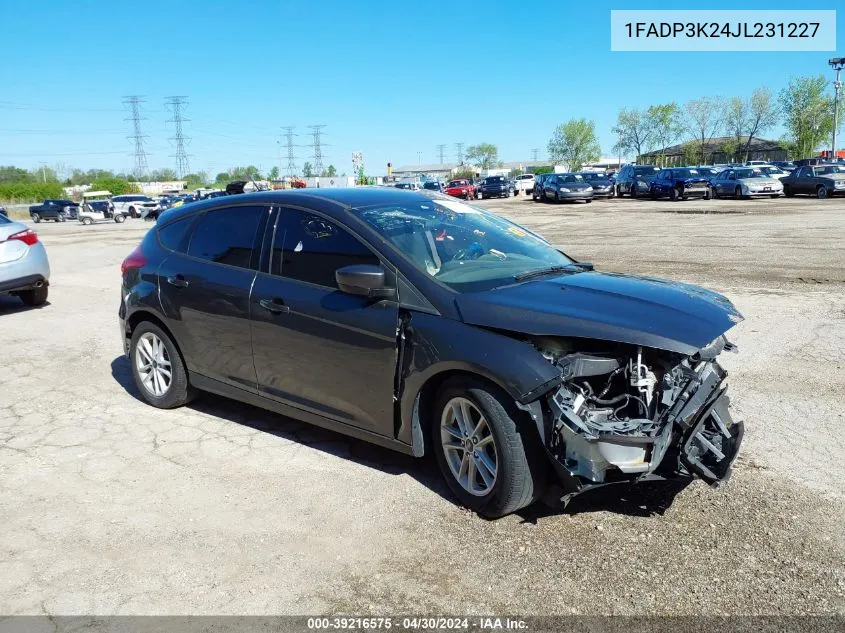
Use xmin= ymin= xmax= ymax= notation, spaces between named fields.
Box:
xmin=187 ymin=206 xmax=264 ymax=269
xmin=271 ymin=209 xmax=379 ymax=288
xmin=157 ymin=216 xmax=195 ymax=253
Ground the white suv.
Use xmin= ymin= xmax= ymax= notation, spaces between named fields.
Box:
xmin=514 ymin=173 xmax=535 ymax=195
xmin=111 ymin=195 xmax=160 ymax=219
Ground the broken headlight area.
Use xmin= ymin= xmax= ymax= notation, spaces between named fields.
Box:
xmin=534 ymin=337 xmax=743 ymax=492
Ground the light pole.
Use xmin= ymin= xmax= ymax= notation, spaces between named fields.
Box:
xmin=829 ymin=58 xmax=845 ymax=160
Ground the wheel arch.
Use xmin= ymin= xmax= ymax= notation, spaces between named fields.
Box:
xmin=405 ymin=365 xmax=548 ymax=459
xmin=124 ymin=309 xmax=190 ymax=372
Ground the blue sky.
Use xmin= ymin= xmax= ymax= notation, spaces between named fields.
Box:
xmin=0 ymin=0 xmax=842 ymax=178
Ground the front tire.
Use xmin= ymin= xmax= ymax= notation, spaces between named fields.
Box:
xmin=129 ymin=207 xmax=137 ymax=218
xmin=130 ymin=321 xmax=195 ymax=409
xmin=81 ymin=217 xmax=93 ymax=225
xmin=817 ymin=185 xmax=828 ymax=199
xmin=784 ymin=185 xmax=793 ymax=197
xmin=115 ymin=214 xmax=126 ymax=223
xmin=431 ymin=378 xmax=545 ymax=518
xmin=31 ymin=213 xmax=41 ymax=223
xmin=19 ymin=285 xmax=48 ymax=306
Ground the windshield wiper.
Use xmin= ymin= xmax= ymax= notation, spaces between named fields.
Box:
xmin=513 ymin=262 xmax=593 ymax=281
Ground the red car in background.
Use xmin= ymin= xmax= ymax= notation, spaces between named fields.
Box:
xmin=444 ymin=179 xmax=476 ymax=200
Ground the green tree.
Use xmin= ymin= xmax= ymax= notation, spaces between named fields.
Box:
xmin=451 ymin=167 xmax=477 ymax=181
xmin=464 ymin=143 xmax=499 ymax=169
xmin=681 ymin=141 xmax=703 ymax=166
xmin=741 ymin=88 xmax=779 ymax=159
xmin=531 ymin=166 xmax=555 ymax=175
xmin=646 ymin=103 xmax=684 ymax=166
xmin=267 ymin=166 xmax=280 ymax=180
xmin=779 ymin=75 xmax=839 ymax=159
xmin=547 ymin=118 xmax=601 ymax=172
xmin=356 ymin=166 xmax=367 ymax=185
xmin=302 ymin=162 xmax=314 ymax=177
xmin=215 ymin=171 xmax=230 ymax=184
xmin=325 ymin=164 xmax=337 ymax=177
xmin=0 ymin=166 xmax=35 ymax=183
xmin=149 ymin=168 xmax=178 ymax=181
xmin=611 ymin=108 xmax=653 ymax=159
xmin=685 ymin=97 xmax=723 ymax=164
xmin=90 ymin=177 xmax=140 ymax=196
xmin=184 ymin=172 xmax=209 ymax=189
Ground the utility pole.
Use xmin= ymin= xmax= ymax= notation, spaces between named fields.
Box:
xmin=455 ymin=142 xmax=464 ymax=165
xmin=39 ymin=162 xmax=47 ymax=183
xmin=164 ymin=96 xmax=191 ymax=177
xmin=436 ymin=144 xmax=446 ymax=164
xmin=307 ymin=125 xmax=326 ymax=175
xmin=829 ymin=58 xmax=845 ymax=160
xmin=417 ymin=151 xmax=423 ymax=164
xmin=282 ymin=126 xmax=298 ymax=177
xmin=122 ymin=96 xmax=148 ymax=179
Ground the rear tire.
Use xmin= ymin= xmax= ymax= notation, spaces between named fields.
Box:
xmin=431 ymin=377 xmax=546 ymax=518
xmin=129 ymin=207 xmax=137 ymax=218
xmin=19 ymin=285 xmax=48 ymax=307
xmin=82 ymin=217 xmax=93 ymax=225
xmin=130 ymin=321 xmax=196 ymax=409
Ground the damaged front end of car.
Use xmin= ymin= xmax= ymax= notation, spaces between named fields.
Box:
xmin=532 ymin=335 xmax=744 ymax=500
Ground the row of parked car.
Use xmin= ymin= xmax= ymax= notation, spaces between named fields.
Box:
xmin=613 ymin=162 xmax=845 ymax=201
xmin=26 ymin=192 xmax=205 ymax=225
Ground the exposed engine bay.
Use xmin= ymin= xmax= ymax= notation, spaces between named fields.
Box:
xmin=534 ymin=336 xmax=744 ymax=492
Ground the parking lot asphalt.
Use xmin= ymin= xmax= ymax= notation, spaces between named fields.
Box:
xmin=1 ymin=196 xmax=843 ymax=615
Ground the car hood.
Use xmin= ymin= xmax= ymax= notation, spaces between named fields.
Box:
xmin=455 ymin=271 xmax=743 ymax=356
xmin=676 ymin=177 xmax=709 ymax=184
xmin=587 ymin=180 xmax=612 ymax=188
xmin=559 ymin=183 xmax=591 ymax=190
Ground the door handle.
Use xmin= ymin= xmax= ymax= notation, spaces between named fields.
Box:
xmin=167 ymin=275 xmax=189 ymax=288
xmin=259 ymin=298 xmax=290 ymax=314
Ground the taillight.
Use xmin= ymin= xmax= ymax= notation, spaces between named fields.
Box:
xmin=8 ymin=229 xmax=38 ymax=246
xmin=121 ymin=245 xmax=147 ymax=275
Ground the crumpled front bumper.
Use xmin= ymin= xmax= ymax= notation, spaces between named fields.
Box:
xmin=544 ymin=358 xmax=743 ymax=495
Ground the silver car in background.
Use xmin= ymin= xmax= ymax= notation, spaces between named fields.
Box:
xmin=0 ymin=215 xmax=50 ymax=306
xmin=710 ymin=167 xmax=783 ymax=199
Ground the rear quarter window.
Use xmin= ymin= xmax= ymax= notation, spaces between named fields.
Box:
xmin=157 ymin=215 xmax=196 ymax=253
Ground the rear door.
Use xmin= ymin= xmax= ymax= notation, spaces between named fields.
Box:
xmin=250 ymin=206 xmax=399 ymax=435
xmin=157 ymin=204 xmax=270 ymax=391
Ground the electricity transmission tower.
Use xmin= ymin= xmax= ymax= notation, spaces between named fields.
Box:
xmin=307 ymin=125 xmax=327 ymax=175
xmin=282 ymin=126 xmax=298 ymax=177
xmin=455 ymin=142 xmax=465 ymax=165
xmin=531 ymin=148 xmax=541 ymax=161
xmin=436 ymin=144 xmax=446 ymax=164
xmin=123 ymin=96 xmax=148 ymax=179
xmin=164 ymin=96 xmax=191 ymax=177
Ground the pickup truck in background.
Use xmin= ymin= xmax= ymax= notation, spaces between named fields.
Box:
xmin=29 ymin=199 xmax=79 ymax=223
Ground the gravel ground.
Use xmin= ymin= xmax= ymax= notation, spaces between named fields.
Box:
xmin=0 ymin=196 xmax=843 ymax=616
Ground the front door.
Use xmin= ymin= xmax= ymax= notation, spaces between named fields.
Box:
xmin=157 ymin=204 xmax=268 ymax=391
xmin=250 ymin=207 xmax=399 ymax=436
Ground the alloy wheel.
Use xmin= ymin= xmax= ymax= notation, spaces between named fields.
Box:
xmin=440 ymin=397 xmax=498 ymax=496
xmin=135 ymin=332 xmax=173 ymax=397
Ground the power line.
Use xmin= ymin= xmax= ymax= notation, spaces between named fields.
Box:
xmin=307 ymin=125 xmax=327 ymax=175
xmin=123 ymin=96 xmax=148 ymax=179
xmin=165 ymin=96 xmax=191 ymax=177
xmin=455 ymin=142 xmax=464 ymax=165
xmin=282 ymin=126 xmax=298 ymax=177
xmin=436 ymin=144 xmax=446 ymax=164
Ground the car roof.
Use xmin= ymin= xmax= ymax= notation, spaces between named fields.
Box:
xmin=157 ymin=187 xmax=442 ymax=224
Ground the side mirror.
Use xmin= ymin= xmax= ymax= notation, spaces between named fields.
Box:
xmin=336 ymin=264 xmax=395 ymax=300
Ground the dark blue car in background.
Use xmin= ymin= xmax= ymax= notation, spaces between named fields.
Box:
xmin=650 ymin=167 xmax=712 ymax=201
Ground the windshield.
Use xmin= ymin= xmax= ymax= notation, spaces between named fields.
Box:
xmin=816 ymin=165 xmax=845 ymax=174
xmin=674 ymin=169 xmax=699 ymax=177
xmin=484 ymin=176 xmax=505 ymax=183
xmin=735 ymin=169 xmax=765 ymax=178
xmin=354 ymin=198 xmax=573 ymax=292
xmin=634 ymin=166 xmax=659 ymax=176
xmin=579 ymin=173 xmax=604 ymax=181
xmin=447 ymin=180 xmax=467 ymax=187
xmin=422 ymin=182 xmax=440 ymax=190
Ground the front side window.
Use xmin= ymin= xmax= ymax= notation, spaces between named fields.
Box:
xmin=271 ymin=209 xmax=379 ymax=287
xmin=187 ymin=206 xmax=264 ymax=269
xmin=354 ymin=197 xmax=574 ymax=292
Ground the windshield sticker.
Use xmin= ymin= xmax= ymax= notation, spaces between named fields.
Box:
xmin=507 ymin=226 xmax=527 ymax=237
